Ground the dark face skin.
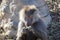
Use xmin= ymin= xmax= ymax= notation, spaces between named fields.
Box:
xmin=0 ymin=0 xmax=2 ymax=4
xmin=25 ymin=9 xmax=36 ymax=26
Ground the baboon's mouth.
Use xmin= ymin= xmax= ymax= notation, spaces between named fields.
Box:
xmin=26 ymin=23 xmax=32 ymax=26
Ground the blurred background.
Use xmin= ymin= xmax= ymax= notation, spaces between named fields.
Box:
xmin=0 ymin=0 xmax=60 ymax=40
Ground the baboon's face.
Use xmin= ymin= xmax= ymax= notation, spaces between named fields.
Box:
xmin=24 ymin=5 xmax=37 ymax=26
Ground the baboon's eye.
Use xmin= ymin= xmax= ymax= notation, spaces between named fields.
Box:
xmin=25 ymin=9 xmax=36 ymax=16
xmin=30 ymin=9 xmax=36 ymax=14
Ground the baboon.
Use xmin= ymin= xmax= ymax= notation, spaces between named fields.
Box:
xmin=16 ymin=5 xmax=48 ymax=40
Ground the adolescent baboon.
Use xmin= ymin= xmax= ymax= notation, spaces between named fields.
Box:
xmin=16 ymin=5 xmax=48 ymax=40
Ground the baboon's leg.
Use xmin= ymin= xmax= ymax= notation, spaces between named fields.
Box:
xmin=31 ymin=20 xmax=48 ymax=40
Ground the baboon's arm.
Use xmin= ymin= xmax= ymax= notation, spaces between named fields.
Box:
xmin=16 ymin=21 xmax=23 ymax=40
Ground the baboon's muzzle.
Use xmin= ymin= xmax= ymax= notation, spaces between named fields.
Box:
xmin=25 ymin=17 xmax=33 ymax=26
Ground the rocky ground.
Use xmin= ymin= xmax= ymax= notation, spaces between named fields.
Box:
xmin=47 ymin=12 xmax=60 ymax=40
xmin=46 ymin=0 xmax=60 ymax=40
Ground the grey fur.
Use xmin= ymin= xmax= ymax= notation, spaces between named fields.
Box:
xmin=16 ymin=5 xmax=48 ymax=40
